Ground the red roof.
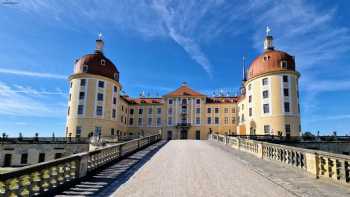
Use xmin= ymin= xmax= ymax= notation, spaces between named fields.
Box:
xmin=206 ymin=96 xmax=238 ymax=104
xmin=121 ymin=96 xmax=163 ymax=105
xmin=165 ymin=84 xmax=205 ymax=97
xmin=247 ymin=50 xmax=296 ymax=80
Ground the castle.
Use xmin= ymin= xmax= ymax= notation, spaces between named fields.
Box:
xmin=65 ymin=30 xmax=301 ymax=140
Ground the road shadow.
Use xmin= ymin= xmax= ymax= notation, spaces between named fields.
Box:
xmin=53 ymin=140 xmax=168 ymax=197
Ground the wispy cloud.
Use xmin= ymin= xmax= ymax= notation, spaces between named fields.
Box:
xmin=0 ymin=68 xmax=66 ymax=79
xmin=0 ymin=82 xmax=66 ymax=117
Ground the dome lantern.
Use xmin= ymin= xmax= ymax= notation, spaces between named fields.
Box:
xmin=95 ymin=32 xmax=104 ymax=53
xmin=264 ymin=26 xmax=274 ymax=51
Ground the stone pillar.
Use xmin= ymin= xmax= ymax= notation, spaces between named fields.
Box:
xmin=257 ymin=143 xmax=264 ymax=159
xmin=77 ymin=153 xmax=89 ymax=178
xmin=305 ymin=152 xmax=319 ymax=178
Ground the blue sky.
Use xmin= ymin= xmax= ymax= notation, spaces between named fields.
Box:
xmin=0 ymin=0 xmax=350 ymax=137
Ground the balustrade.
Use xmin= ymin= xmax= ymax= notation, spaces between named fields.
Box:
xmin=209 ymin=134 xmax=350 ymax=185
xmin=0 ymin=133 xmax=161 ymax=196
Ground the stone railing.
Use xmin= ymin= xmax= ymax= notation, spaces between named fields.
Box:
xmin=0 ymin=133 xmax=161 ymax=196
xmin=210 ymin=134 xmax=350 ymax=185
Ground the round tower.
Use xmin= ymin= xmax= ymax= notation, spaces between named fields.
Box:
xmin=65 ymin=34 xmax=122 ymax=138
xmin=238 ymin=28 xmax=301 ymax=137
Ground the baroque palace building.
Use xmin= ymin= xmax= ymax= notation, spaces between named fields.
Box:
xmin=65 ymin=31 xmax=301 ymax=140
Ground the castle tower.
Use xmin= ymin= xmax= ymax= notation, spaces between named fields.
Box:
xmin=237 ymin=28 xmax=301 ymax=137
xmin=65 ymin=34 xmax=123 ymax=138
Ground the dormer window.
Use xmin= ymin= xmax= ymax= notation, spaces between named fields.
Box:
xmin=114 ymin=73 xmax=118 ymax=81
xmin=281 ymin=60 xmax=288 ymax=69
xmin=263 ymin=56 xmax=271 ymax=62
xmin=82 ymin=65 xmax=88 ymax=72
xmin=101 ymin=59 xmax=106 ymax=66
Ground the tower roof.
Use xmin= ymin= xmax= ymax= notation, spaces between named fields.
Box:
xmin=73 ymin=34 xmax=120 ymax=82
xmin=247 ymin=50 xmax=295 ymax=80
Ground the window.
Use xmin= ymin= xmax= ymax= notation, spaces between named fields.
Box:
xmin=249 ymin=108 xmax=252 ymax=116
xmin=129 ymin=118 xmax=134 ymax=125
xmin=283 ymin=75 xmax=289 ymax=83
xmin=157 ymin=108 xmax=161 ymax=114
xmin=215 ymin=108 xmax=219 ymax=113
xmin=67 ymin=106 xmax=70 ymax=116
xmin=232 ymin=108 xmax=235 ymax=113
xmin=168 ymin=99 xmax=173 ymax=104
xmin=249 ymin=96 xmax=252 ymax=103
xmin=224 ymin=117 xmax=228 ymax=124
xmin=264 ymin=125 xmax=270 ymax=135
xmin=111 ymin=128 xmax=115 ymax=136
xmin=69 ymin=94 xmax=71 ymax=101
xmin=114 ymin=73 xmax=118 ymax=80
xmin=120 ymin=116 xmax=123 ymax=123
xmin=55 ymin=153 xmax=62 ymax=159
xmin=248 ymin=84 xmax=252 ymax=90
xmin=78 ymin=105 xmax=84 ymax=115
xmin=83 ymin=65 xmax=88 ymax=72
xmin=138 ymin=118 xmax=142 ymax=126
xmin=38 ymin=153 xmax=45 ymax=163
xmin=79 ymin=92 xmax=85 ymax=100
xmin=80 ymin=79 xmax=86 ymax=86
xmin=101 ymin=59 xmax=106 ymax=66
xmin=224 ymin=108 xmax=228 ymax=113
xmin=97 ymin=93 xmax=103 ymax=101
xmin=207 ymin=108 xmax=211 ymax=113
xmin=113 ymin=97 xmax=117 ymax=105
xmin=70 ymin=82 xmax=73 ymax=88
xmin=96 ymin=106 xmax=103 ymax=116
xmin=95 ymin=127 xmax=102 ymax=136
xmin=196 ymin=108 xmax=200 ymax=114
xmin=130 ymin=109 xmax=134 ymax=114
xmin=207 ymin=117 xmax=212 ymax=124
xmin=112 ymin=109 xmax=116 ymax=118
xmin=262 ymin=78 xmax=268 ymax=86
xmin=157 ymin=118 xmax=161 ymax=126
xmin=21 ymin=153 xmax=28 ymax=164
xmin=121 ymin=106 xmax=124 ymax=112
xmin=148 ymin=118 xmax=152 ymax=126
xmin=281 ymin=61 xmax=288 ymax=69
xmin=98 ymin=81 xmax=104 ymax=88
xmin=284 ymin=102 xmax=290 ymax=113
xmin=139 ymin=108 xmax=143 ymax=114
xmin=196 ymin=117 xmax=200 ymax=125
xmin=196 ymin=99 xmax=201 ymax=104
xmin=168 ymin=108 xmax=172 ymax=115
xmin=283 ymin=88 xmax=289 ymax=97
xmin=231 ymin=117 xmax=236 ymax=124
xmin=182 ymin=99 xmax=187 ymax=105
xmin=148 ymin=108 xmax=152 ymax=114
xmin=215 ymin=117 xmax=219 ymax=124
xmin=241 ymin=114 xmax=245 ymax=122
xmin=285 ymin=124 xmax=291 ymax=135
xmin=241 ymin=104 xmax=244 ymax=110
xmin=113 ymin=86 xmax=117 ymax=92
xmin=262 ymin=90 xmax=269 ymax=99
xmin=168 ymin=117 xmax=172 ymax=125
xmin=76 ymin=126 xmax=82 ymax=137
xmin=263 ymin=104 xmax=270 ymax=114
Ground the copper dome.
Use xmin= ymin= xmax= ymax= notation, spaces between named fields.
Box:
xmin=74 ymin=52 xmax=119 ymax=82
xmin=247 ymin=50 xmax=295 ymax=80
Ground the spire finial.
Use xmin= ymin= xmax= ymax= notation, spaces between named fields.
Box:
xmin=266 ymin=26 xmax=271 ymax=36
xmin=98 ymin=32 xmax=103 ymax=40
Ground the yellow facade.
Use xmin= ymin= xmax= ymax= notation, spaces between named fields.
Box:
xmin=66 ymin=33 xmax=301 ymax=140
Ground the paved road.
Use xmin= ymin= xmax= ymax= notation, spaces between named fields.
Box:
xmin=110 ymin=140 xmax=350 ymax=197
xmin=56 ymin=140 xmax=350 ymax=197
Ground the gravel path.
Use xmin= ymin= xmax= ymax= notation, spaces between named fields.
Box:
xmin=110 ymin=140 xmax=303 ymax=197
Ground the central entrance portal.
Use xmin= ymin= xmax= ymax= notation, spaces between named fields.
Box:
xmin=180 ymin=129 xmax=188 ymax=139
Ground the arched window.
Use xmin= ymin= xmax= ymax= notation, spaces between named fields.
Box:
xmin=82 ymin=65 xmax=88 ymax=72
